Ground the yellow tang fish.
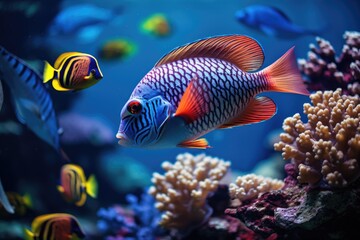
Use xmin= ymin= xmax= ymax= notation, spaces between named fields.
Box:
xmin=57 ymin=164 xmax=98 ymax=206
xmin=24 ymin=213 xmax=85 ymax=240
xmin=43 ymin=52 xmax=103 ymax=91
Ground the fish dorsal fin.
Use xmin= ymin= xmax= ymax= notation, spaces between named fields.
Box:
xmin=178 ymin=138 xmax=210 ymax=149
xmin=155 ymin=35 xmax=264 ymax=72
xmin=269 ymin=6 xmax=292 ymax=22
xmin=54 ymin=52 xmax=82 ymax=68
xmin=218 ymin=96 xmax=277 ymax=129
xmin=174 ymin=74 xmax=207 ymax=123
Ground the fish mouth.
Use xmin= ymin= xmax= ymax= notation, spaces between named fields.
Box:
xmin=116 ymin=132 xmax=128 ymax=145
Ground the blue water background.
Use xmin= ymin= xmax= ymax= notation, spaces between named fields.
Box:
xmin=46 ymin=0 xmax=359 ymax=173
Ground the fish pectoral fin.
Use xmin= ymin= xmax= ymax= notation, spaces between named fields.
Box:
xmin=174 ymin=74 xmax=207 ymax=123
xmin=177 ymin=138 xmax=211 ymax=149
xmin=260 ymin=24 xmax=277 ymax=37
xmin=218 ymin=96 xmax=277 ymax=129
xmin=52 ymin=79 xmax=70 ymax=91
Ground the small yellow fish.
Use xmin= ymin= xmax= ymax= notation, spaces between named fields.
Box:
xmin=141 ymin=13 xmax=171 ymax=37
xmin=43 ymin=52 xmax=103 ymax=91
xmin=57 ymin=164 xmax=98 ymax=206
xmin=24 ymin=213 xmax=85 ymax=240
xmin=0 ymin=192 xmax=32 ymax=216
xmin=99 ymin=39 xmax=137 ymax=60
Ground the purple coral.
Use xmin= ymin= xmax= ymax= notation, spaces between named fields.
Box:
xmin=97 ymin=189 xmax=167 ymax=240
xmin=298 ymin=31 xmax=360 ymax=95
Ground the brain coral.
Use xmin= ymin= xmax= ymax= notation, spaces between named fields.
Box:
xmin=148 ymin=153 xmax=230 ymax=230
xmin=229 ymin=174 xmax=284 ymax=206
xmin=274 ymin=89 xmax=360 ymax=187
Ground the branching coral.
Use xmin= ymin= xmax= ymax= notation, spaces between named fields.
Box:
xmin=274 ymin=89 xmax=360 ymax=187
xmin=148 ymin=153 xmax=230 ymax=230
xmin=298 ymin=31 xmax=360 ymax=95
xmin=229 ymin=174 xmax=284 ymax=206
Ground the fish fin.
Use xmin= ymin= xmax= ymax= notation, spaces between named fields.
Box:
xmin=269 ymin=6 xmax=292 ymax=22
xmin=155 ymin=35 xmax=264 ymax=72
xmin=178 ymin=138 xmax=211 ymax=149
xmin=86 ymin=175 xmax=98 ymax=198
xmin=43 ymin=61 xmax=56 ymax=83
xmin=52 ymin=79 xmax=70 ymax=91
xmin=57 ymin=185 xmax=64 ymax=193
xmin=60 ymin=148 xmax=70 ymax=162
xmin=218 ymin=96 xmax=277 ymax=129
xmin=263 ymin=47 xmax=309 ymax=95
xmin=24 ymin=228 xmax=34 ymax=240
xmin=12 ymin=98 xmax=26 ymax=124
xmin=259 ymin=25 xmax=277 ymax=37
xmin=174 ymin=74 xmax=206 ymax=123
xmin=0 ymin=178 xmax=14 ymax=214
xmin=22 ymin=194 xmax=33 ymax=208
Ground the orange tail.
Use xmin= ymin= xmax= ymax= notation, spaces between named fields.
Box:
xmin=262 ymin=47 xmax=309 ymax=95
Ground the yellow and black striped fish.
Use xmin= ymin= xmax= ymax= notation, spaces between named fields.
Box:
xmin=24 ymin=213 xmax=85 ymax=240
xmin=0 ymin=192 xmax=32 ymax=216
xmin=43 ymin=52 xmax=103 ymax=91
xmin=57 ymin=164 xmax=98 ymax=206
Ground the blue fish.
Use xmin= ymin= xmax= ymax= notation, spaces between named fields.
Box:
xmin=48 ymin=4 xmax=122 ymax=42
xmin=0 ymin=46 xmax=64 ymax=158
xmin=236 ymin=5 xmax=318 ymax=39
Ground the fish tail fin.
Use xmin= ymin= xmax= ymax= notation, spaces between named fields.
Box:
xmin=86 ymin=175 xmax=98 ymax=198
xmin=24 ymin=228 xmax=34 ymax=240
xmin=22 ymin=194 xmax=33 ymax=208
xmin=263 ymin=47 xmax=309 ymax=95
xmin=43 ymin=61 xmax=56 ymax=83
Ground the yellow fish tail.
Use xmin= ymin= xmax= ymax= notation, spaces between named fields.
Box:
xmin=43 ymin=61 xmax=56 ymax=83
xmin=24 ymin=228 xmax=34 ymax=240
xmin=86 ymin=174 xmax=98 ymax=198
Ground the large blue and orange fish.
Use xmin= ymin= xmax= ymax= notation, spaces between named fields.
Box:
xmin=0 ymin=46 xmax=65 ymax=157
xmin=25 ymin=213 xmax=85 ymax=240
xmin=116 ymin=35 xmax=309 ymax=149
xmin=57 ymin=164 xmax=98 ymax=206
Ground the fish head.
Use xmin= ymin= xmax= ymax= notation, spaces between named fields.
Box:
xmin=88 ymin=57 xmax=103 ymax=80
xmin=117 ymin=96 xmax=172 ymax=147
xmin=235 ymin=7 xmax=257 ymax=25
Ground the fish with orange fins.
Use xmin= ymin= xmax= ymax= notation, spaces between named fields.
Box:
xmin=43 ymin=52 xmax=103 ymax=91
xmin=57 ymin=164 xmax=98 ymax=206
xmin=24 ymin=213 xmax=85 ymax=240
xmin=116 ymin=35 xmax=309 ymax=149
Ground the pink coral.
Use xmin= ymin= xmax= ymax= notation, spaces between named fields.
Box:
xmin=298 ymin=31 xmax=360 ymax=95
xmin=274 ymin=89 xmax=360 ymax=187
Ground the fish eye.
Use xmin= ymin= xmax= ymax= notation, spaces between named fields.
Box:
xmin=127 ymin=100 xmax=142 ymax=114
xmin=90 ymin=69 xmax=96 ymax=74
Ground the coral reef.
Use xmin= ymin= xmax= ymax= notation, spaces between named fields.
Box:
xmin=148 ymin=153 xmax=230 ymax=231
xmin=97 ymin=189 xmax=167 ymax=240
xmin=229 ymin=174 xmax=284 ymax=206
xmin=298 ymin=31 xmax=360 ymax=95
xmin=274 ymin=89 xmax=360 ymax=187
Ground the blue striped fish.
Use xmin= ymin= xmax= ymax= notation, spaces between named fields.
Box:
xmin=116 ymin=35 xmax=309 ymax=149
xmin=0 ymin=46 xmax=63 ymax=156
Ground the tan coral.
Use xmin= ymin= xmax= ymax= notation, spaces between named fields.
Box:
xmin=229 ymin=174 xmax=284 ymax=206
xmin=274 ymin=89 xmax=360 ymax=187
xmin=148 ymin=153 xmax=230 ymax=229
